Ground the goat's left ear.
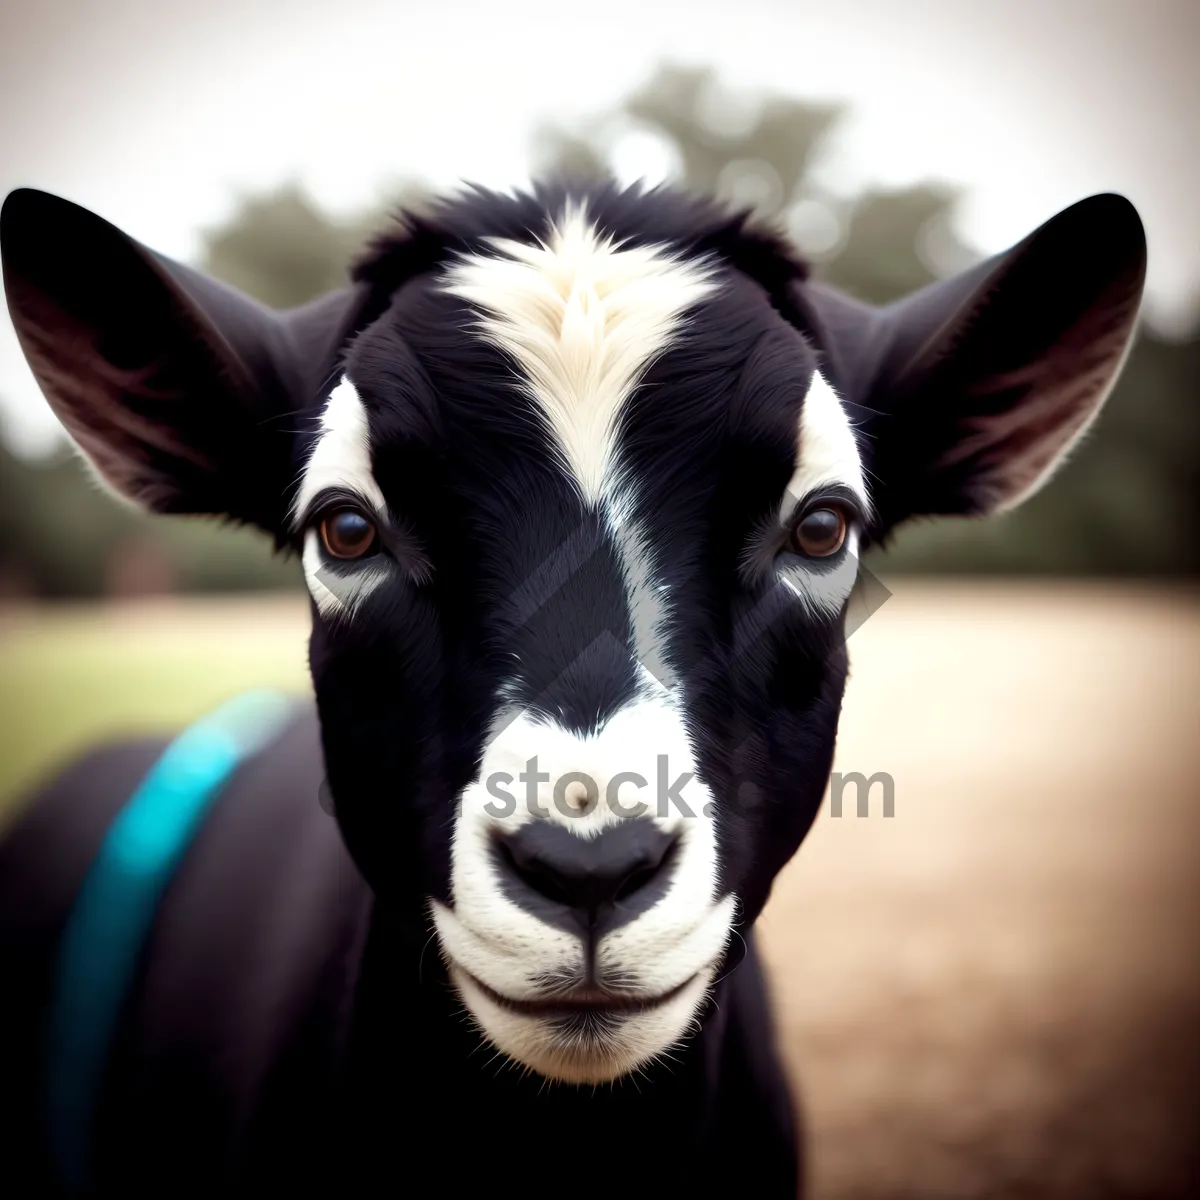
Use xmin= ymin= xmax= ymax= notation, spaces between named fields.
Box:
xmin=799 ymin=193 xmax=1147 ymax=525
xmin=1 ymin=188 xmax=367 ymax=535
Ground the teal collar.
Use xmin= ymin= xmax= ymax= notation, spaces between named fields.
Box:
xmin=45 ymin=689 xmax=297 ymax=1192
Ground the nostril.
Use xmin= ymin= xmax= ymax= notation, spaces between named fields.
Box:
xmin=613 ymin=862 xmax=663 ymax=903
xmin=526 ymin=868 xmax=573 ymax=906
xmin=495 ymin=838 xmax=573 ymax=906
xmin=614 ymin=833 xmax=680 ymax=903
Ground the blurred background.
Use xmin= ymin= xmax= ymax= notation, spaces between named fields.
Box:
xmin=0 ymin=1 xmax=1197 ymax=1196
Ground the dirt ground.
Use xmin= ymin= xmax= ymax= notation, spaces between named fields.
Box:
xmin=757 ymin=582 xmax=1200 ymax=1199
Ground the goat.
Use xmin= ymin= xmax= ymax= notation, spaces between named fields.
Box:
xmin=0 ymin=181 xmax=1145 ymax=1197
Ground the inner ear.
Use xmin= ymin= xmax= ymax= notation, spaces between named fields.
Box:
xmin=8 ymin=240 xmax=257 ymax=515
xmin=844 ymin=194 xmax=1147 ymax=525
xmin=2 ymin=190 xmax=310 ymax=532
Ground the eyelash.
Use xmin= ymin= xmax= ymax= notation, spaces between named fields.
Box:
xmin=785 ymin=492 xmax=861 ymax=539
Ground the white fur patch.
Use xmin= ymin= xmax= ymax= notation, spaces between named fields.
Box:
xmin=293 ymin=377 xmax=389 ymax=618
xmin=785 ymin=371 xmax=868 ymax=508
xmin=779 ymin=550 xmax=861 ymax=620
xmin=605 ymin=492 xmax=678 ymax=690
xmin=442 ymin=205 xmax=717 ymax=503
xmin=431 ymin=694 xmax=735 ymax=1084
xmin=778 ymin=371 xmax=869 ymax=618
xmin=292 ymin=378 xmax=387 ymax=522
xmin=300 ymin=530 xmax=389 ymax=620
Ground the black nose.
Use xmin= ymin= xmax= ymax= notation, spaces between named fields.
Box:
xmin=493 ymin=819 xmax=678 ymax=934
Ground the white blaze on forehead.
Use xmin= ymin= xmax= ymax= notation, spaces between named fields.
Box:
xmin=292 ymin=378 xmax=387 ymax=522
xmin=785 ymin=371 xmax=869 ymax=509
xmin=442 ymin=204 xmax=717 ymax=502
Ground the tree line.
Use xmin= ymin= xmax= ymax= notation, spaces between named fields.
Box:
xmin=1 ymin=64 xmax=1194 ymax=596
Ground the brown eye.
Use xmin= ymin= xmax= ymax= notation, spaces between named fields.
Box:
xmin=319 ymin=508 xmax=378 ymax=560
xmin=789 ymin=505 xmax=848 ymax=558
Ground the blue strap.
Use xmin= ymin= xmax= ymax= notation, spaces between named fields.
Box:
xmin=45 ymin=689 xmax=297 ymax=1192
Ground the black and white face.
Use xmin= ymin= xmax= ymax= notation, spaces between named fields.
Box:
xmin=1 ymin=182 xmax=1146 ymax=1086
xmin=294 ymin=206 xmax=873 ymax=1082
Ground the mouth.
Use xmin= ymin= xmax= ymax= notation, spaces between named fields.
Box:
xmin=445 ymin=957 xmax=721 ymax=1083
xmin=462 ymin=970 xmax=699 ymax=1021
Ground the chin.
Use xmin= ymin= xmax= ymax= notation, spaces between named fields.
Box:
xmin=447 ymin=962 xmax=716 ymax=1085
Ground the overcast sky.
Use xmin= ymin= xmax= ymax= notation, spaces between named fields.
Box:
xmin=1 ymin=0 xmax=1196 ymax=456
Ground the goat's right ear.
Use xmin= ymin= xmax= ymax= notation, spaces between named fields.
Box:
xmin=795 ymin=194 xmax=1146 ymax=530
xmin=1 ymin=188 xmax=365 ymax=535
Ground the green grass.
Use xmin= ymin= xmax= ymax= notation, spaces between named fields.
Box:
xmin=0 ymin=598 xmax=311 ymax=826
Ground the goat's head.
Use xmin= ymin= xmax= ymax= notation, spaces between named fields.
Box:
xmin=1 ymin=182 xmax=1145 ymax=1084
